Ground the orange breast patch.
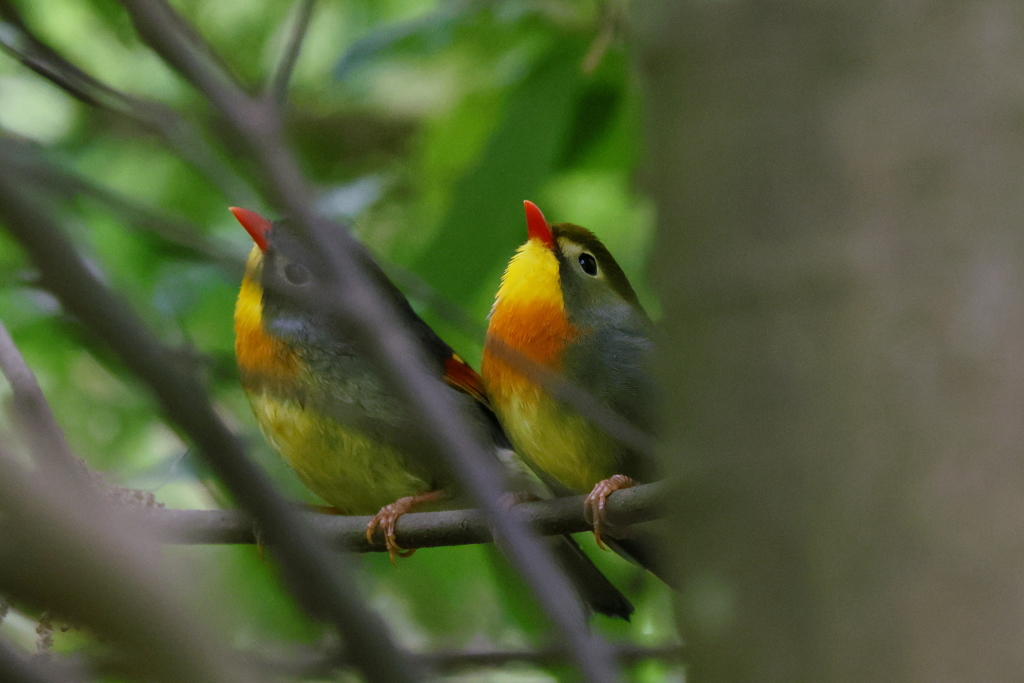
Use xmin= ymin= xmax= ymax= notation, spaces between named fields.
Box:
xmin=482 ymin=298 xmax=577 ymax=402
xmin=234 ymin=274 xmax=301 ymax=381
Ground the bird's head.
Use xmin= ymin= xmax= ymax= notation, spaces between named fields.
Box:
xmin=495 ymin=201 xmax=643 ymax=327
xmin=231 ymin=207 xmax=324 ymax=378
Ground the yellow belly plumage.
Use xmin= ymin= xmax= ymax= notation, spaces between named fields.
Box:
xmin=496 ymin=383 xmax=621 ymax=494
xmin=483 ymin=236 xmax=621 ymax=494
xmin=247 ymin=389 xmax=431 ymax=515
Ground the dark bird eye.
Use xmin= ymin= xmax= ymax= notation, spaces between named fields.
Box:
xmin=283 ymin=262 xmax=310 ymax=285
xmin=579 ymin=252 xmax=598 ymax=276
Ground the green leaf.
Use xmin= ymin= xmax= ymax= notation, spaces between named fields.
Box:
xmin=412 ymin=40 xmax=589 ymax=304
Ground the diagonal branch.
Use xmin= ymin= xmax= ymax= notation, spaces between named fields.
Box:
xmin=0 ymin=319 xmax=82 ymax=476
xmin=265 ymin=0 xmax=316 ymax=107
xmin=386 ymin=267 xmax=655 ymax=456
xmin=115 ymin=2 xmax=624 ymax=682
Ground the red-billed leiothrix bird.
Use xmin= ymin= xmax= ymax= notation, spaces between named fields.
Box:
xmin=482 ymin=201 xmax=663 ymax=579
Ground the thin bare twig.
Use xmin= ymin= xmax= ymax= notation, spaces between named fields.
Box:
xmin=0 ymin=318 xmax=82 ymax=476
xmin=487 ymin=336 xmax=656 ymax=455
xmin=115 ymin=2 xmax=624 ymax=682
xmin=265 ymin=0 xmax=316 ymax=107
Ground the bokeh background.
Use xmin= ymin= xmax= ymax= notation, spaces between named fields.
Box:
xmin=0 ymin=0 xmax=677 ymax=681
xmin=6 ymin=0 xmax=1024 ymax=681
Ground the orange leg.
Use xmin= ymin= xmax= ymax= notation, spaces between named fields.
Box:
xmin=583 ymin=474 xmax=637 ymax=550
xmin=366 ymin=490 xmax=446 ymax=564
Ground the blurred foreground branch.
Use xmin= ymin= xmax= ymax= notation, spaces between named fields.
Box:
xmin=0 ymin=319 xmax=81 ymax=476
xmin=265 ymin=0 xmax=315 ymax=107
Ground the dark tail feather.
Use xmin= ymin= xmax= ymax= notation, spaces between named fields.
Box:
xmin=550 ymin=534 xmax=634 ymax=621
xmin=605 ymin=531 xmax=675 ymax=588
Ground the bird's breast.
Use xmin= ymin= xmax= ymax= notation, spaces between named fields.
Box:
xmin=482 ymin=298 xmax=577 ymax=406
xmin=246 ymin=389 xmax=432 ymax=514
xmin=234 ymin=274 xmax=302 ymax=381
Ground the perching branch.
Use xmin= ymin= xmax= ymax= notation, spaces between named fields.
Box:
xmin=148 ymin=481 xmax=666 ymax=550
xmin=85 ymin=639 xmax=684 ymax=680
xmin=115 ymin=2 xmax=624 ymax=682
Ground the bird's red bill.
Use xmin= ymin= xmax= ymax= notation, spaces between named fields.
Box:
xmin=524 ymin=200 xmax=554 ymax=249
xmin=230 ymin=206 xmax=272 ymax=253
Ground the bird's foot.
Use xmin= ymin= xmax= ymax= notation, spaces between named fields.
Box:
xmin=583 ymin=474 xmax=636 ymax=550
xmin=366 ymin=490 xmax=445 ymax=565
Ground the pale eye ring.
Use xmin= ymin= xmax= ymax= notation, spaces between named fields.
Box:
xmin=284 ymin=262 xmax=310 ymax=285
xmin=578 ymin=252 xmax=598 ymax=277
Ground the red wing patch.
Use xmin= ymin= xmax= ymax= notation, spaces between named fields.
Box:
xmin=443 ymin=354 xmax=490 ymax=408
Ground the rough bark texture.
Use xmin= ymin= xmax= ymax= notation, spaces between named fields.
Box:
xmin=638 ymin=2 xmax=1024 ymax=681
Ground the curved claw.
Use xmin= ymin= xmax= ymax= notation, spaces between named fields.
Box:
xmin=365 ymin=490 xmax=446 ymax=564
xmin=583 ymin=474 xmax=637 ymax=550
xmin=366 ymin=501 xmax=415 ymax=565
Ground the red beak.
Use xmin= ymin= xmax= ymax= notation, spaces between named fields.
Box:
xmin=524 ymin=200 xmax=554 ymax=249
xmin=230 ymin=207 xmax=272 ymax=253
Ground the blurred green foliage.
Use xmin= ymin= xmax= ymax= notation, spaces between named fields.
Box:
xmin=0 ymin=0 xmax=672 ymax=679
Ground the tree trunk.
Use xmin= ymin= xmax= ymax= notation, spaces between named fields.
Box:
xmin=639 ymin=2 xmax=1024 ymax=681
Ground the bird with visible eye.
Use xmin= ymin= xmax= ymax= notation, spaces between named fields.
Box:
xmin=578 ymin=252 xmax=599 ymax=277
xmin=283 ymin=262 xmax=310 ymax=286
xmin=230 ymin=206 xmax=637 ymax=620
xmin=482 ymin=201 xmax=666 ymax=582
